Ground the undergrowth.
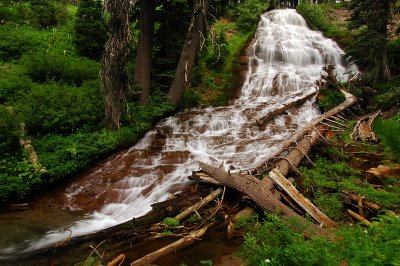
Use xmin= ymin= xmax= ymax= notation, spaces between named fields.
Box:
xmin=238 ymin=213 xmax=400 ymax=266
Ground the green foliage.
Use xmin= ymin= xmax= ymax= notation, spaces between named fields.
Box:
xmin=234 ymin=0 xmax=268 ymax=32
xmin=186 ymin=213 xmax=202 ymax=225
xmin=0 ymin=25 xmax=46 ymax=61
xmin=127 ymin=90 xmax=175 ymax=127
xmin=74 ymin=0 xmax=107 ymax=60
xmin=14 ymin=81 xmax=104 ymax=135
xmin=346 ymin=0 xmax=391 ymax=84
xmin=0 ymin=1 xmax=32 ymax=24
xmin=238 ymin=213 xmax=400 ymax=266
xmin=316 ymin=88 xmax=346 ymax=113
xmin=234 ymin=213 xmax=259 ymax=230
xmin=0 ymin=158 xmax=41 ymax=204
xmin=301 ymin=157 xmax=400 ymax=215
xmin=387 ymin=38 xmax=400 ymax=75
xmin=296 ymin=2 xmax=352 ymax=47
xmin=30 ymin=0 xmax=68 ymax=28
xmin=374 ymin=112 xmax=400 ymax=161
xmin=162 ymin=217 xmax=180 ymax=227
xmin=199 ymin=259 xmax=213 ymax=266
xmin=0 ymin=105 xmax=20 ymax=156
xmin=22 ymin=51 xmax=99 ymax=86
xmin=33 ymin=127 xmax=141 ymax=182
xmin=181 ymin=89 xmax=202 ymax=108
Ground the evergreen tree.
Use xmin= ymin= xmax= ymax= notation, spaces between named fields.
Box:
xmin=74 ymin=0 xmax=107 ymax=60
xmin=347 ymin=0 xmax=391 ymax=84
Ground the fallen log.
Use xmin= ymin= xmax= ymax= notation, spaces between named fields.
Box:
xmin=252 ymin=88 xmax=356 ymax=175
xmin=345 ymin=192 xmax=380 ymax=212
xmin=130 ymin=223 xmax=213 ymax=266
xmin=198 ymin=162 xmax=333 ymax=237
xmin=107 ymin=254 xmax=125 ymax=266
xmin=350 ymin=110 xmax=380 ymax=142
xmin=347 ymin=209 xmax=371 ymax=225
xmin=257 ymin=91 xmax=317 ymax=127
xmin=174 ymin=188 xmax=223 ymax=222
xmin=269 ymin=169 xmax=336 ymax=228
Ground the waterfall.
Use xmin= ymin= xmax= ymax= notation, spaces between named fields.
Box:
xmin=0 ymin=9 xmax=353 ymax=259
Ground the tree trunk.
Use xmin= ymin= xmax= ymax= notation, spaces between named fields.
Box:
xmin=100 ymin=0 xmax=134 ymax=129
xmin=168 ymin=0 xmax=208 ymax=105
xmin=135 ymin=0 xmax=156 ymax=105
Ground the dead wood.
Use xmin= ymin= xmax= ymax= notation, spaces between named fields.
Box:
xmin=365 ymin=165 xmax=400 ymax=179
xmin=198 ymin=162 xmax=333 ymax=238
xmin=257 ymin=91 xmax=317 ymax=127
xmin=130 ymin=223 xmax=213 ymax=266
xmin=347 ymin=209 xmax=371 ymax=225
xmin=107 ymin=254 xmax=125 ymax=266
xmin=350 ymin=110 xmax=381 ymax=142
xmin=269 ymin=169 xmax=336 ymax=227
xmin=345 ymin=192 xmax=380 ymax=212
xmin=174 ymin=188 xmax=223 ymax=222
xmin=252 ymin=88 xmax=356 ymax=175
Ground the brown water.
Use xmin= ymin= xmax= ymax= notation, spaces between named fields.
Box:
xmin=0 ymin=9 xmax=354 ymax=263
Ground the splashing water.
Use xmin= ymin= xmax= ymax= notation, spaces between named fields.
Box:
xmin=0 ymin=9 xmax=353 ymax=259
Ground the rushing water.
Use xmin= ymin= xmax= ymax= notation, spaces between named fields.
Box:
xmin=0 ymin=9 xmax=352 ymax=260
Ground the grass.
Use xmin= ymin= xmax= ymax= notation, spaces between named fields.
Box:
xmin=238 ymin=213 xmax=400 ymax=266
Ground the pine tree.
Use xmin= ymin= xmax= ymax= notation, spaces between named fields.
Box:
xmin=74 ymin=0 xmax=107 ymax=60
xmin=347 ymin=0 xmax=391 ymax=84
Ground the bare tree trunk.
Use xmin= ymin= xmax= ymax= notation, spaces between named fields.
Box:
xmin=168 ymin=0 xmax=208 ymax=105
xmin=100 ymin=0 xmax=134 ymax=129
xmin=135 ymin=0 xmax=156 ymax=105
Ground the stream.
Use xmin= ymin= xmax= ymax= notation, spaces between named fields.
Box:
xmin=0 ymin=9 xmax=353 ymax=263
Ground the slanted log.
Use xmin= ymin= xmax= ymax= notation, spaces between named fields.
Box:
xmin=257 ymin=91 xmax=317 ymax=127
xmin=252 ymin=88 xmax=357 ymax=176
xmin=174 ymin=188 xmax=223 ymax=222
xmin=347 ymin=209 xmax=371 ymax=225
xmin=269 ymin=169 xmax=336 ymax=228
xmin=131 ymin=223 xmax=213 ymax=266
xmin=198 ymin=162 xmax=334 ymax=236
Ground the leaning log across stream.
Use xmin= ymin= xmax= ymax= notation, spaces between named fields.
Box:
xmin=257 ymin=91 xmax=317 ymax=128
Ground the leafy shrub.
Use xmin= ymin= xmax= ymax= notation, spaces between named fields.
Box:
xmin=238 ymin=213 xmax=400 ymax=266
xmin=0 ymin=2 xmax=32 ymax=24
xmin=181 ymin=89 xmax=202 ymax=108
xmin=33 ymin=127 xmax=145 ymax=181
xmin=0 ymin=65 xmax=33 ymax=103
xmin=316 ymin=88 xmax=346 ymax=112
xmin=0 ymin=159 xmax=41 ymax=203
xmin=235 ymin=0 xmax=268 ymax=32
xmin=74 ymin=0 xmax=107 ymax=60
xmin=22 ymin=51 xmax=99 ymax=86
xmin=0 ymin=105 xmax=20 ymax=156
xmin=30 ymin=0 xmax=67 ymax=28
xmin=0 ymin=25 xmax=46 ymax=61
xmin=374 ymin=112 xmax=400 ymax=161
xmin=14 ymin=81 xmax=104 ymax=135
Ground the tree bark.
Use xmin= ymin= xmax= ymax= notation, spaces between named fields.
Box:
xmin=100 ymin=0 xmax=134 ymax=129
xmin=168 ymin=0 xmax=208 ymax=105
xmin=135 ymin=0 xmax=156 ymax=105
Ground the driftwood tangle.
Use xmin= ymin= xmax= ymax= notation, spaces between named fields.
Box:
xmin=130 ymin=223 xmax=213 ymax=266
xmin=351 ymin=110 xmax=381 ymax=142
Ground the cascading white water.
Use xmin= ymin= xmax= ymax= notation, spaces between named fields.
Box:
xmin=0 ymin=9 xmax=353 ymax=258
